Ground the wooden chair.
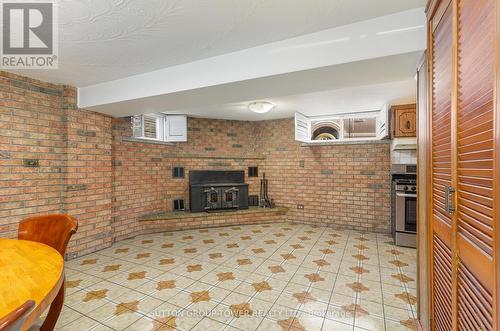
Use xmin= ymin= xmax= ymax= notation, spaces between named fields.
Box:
xmin=18 ymin=215 xmax=78 ymax=331
xmin=0 ymin=300 xmax=35 ymax=331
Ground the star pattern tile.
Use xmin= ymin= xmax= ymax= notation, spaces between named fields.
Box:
xmin=102 ymin=264 xmax=121 ymax=272
xmin=62 ymin=222 xmax=417 ymax=331
xmin=65 ymin=279 xmax=82 ymax=288
xmin=252 ymin=281 xmax=272 ymax=292
xmin=191 ymin=290 xmax=211 ymax=303
xmin=157 ymin=280 xmax=176 ymax=290
xmin=114 ymin=300 xmax=139 ymax=315
xmin=217 ymin=272 xmax=235 ymax=281
xmin=230 ymin=302 xmax=253 ymax=317
xmin=293 ymin=291 xmax=316 ymax=303
xmin=83 ymin=289 xmax=108 ymax=302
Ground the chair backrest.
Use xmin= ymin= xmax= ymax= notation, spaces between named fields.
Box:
xmin=0 ymin=300 xmax=35 ymax=331
xmin=18 ymin=214 xmax=78 ymax=256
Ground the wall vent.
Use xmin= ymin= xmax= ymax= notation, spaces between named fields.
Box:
xmin=248 ymin=167 xmax=258 ymax=177
xmin=248 ymin=195 xmax=259 ymax=206
xmin=172 ymin=167 xmax=184 ymax=178
xmin=173 ymin=199 xmax=185 ymax=211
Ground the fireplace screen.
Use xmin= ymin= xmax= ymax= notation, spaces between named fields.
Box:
xmin=222 ymin=187 xmax=239 ymax=209
xmin=190 ymin=170 xmax=249 ymax=212
xmin=204 ymin=187 xmax=219 ymax=210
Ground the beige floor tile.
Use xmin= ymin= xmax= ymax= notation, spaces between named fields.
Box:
xmin=86 ymin=301 xmax=143 ymax=330
xmin=325 ymin=304 xmax=354 ymax=325
xmin=92 ymin=323 xmax=115 ymax=331
xmin=122 ymin=316 xmax=160 ymax=331
xmin=64 ymin=289 xmax=110 ymax=314
xmin=293 ymin=311 xmax=324 ymax=331
xmin=59 ymin=222 xmax=416 ymax=331
xmin=255 ymin=318 xmax=284 ymax=331
xmin=152 ymin=302 xmax=184 ymax=320
xmin=354 ymin=315 xmax=386 ymax=331
xmin=321 ymin=318 xmax=353 ymax=331
xmin=56 ymin=315 xmax=103 ymax=331
xmin=266 ymin=303 xmax=300 ymax=322
xmin=135 ymin=277 xmax=183 ymax=301
xmin=189 ymin=317 xmax=227 ymax=331
xmin=53 ymin=306 xmax=84 ymax=329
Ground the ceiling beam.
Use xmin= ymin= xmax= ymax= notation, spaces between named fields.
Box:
xmin=78 ymin=8 xmax=426 ymax=115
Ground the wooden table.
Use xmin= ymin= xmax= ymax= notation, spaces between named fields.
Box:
xmin=0 ymin=239 xmax=64 ymax=330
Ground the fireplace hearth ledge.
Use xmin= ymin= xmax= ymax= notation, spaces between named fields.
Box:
xmin=138 ymin=206 xmax=288 ymax=222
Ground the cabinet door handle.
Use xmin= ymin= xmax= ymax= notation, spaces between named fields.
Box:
xmin=406 ymin=120 xmax=411 ymax=129
xmin=445 ymin=186 xmax=455 ymax=214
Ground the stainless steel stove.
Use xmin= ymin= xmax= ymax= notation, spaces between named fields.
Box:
xmin=391 ymin=164 xmax=417 ymax=248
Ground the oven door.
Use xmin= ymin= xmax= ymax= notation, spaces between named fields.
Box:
xmin=395 ymin=191 xmax=417 ymax=232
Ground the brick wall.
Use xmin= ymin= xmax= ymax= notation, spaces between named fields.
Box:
xmin=0 ymin=72 xmax=66 ymax=237
xmin=0 ymin=71 xmax=113 ymax=257
xmin=111 ymin=117 xmax=263 ymax=241
xmin=111 ymin=117 xmax=391 ymax=239
xmin=63 ymin=90 xmax=113 ymax=258
xmin=255 ymin=119 xmax=391 ymax=233
xmin=0 ymin=71 xmax=391 ymax=258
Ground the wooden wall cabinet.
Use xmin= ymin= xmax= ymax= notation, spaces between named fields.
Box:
xmin=391 ymin=104 xmax=416 ymax=137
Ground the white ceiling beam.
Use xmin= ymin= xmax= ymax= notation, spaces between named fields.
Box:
xmin=78 ymin=8 xmax=426 ymax=113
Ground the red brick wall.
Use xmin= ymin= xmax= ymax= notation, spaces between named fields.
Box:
xmin=0 ymin=72 xmax=113 ymax=258
xmin=255 ymin=119 xmax=391 ymax=233
xmin=63 ymin=90 xmax=113 ymax=258
xmin=0 ymin=71 xmax=391 ymax=258
xmin=0 ymin=72 xmax=66 ymax=237
xmin=111 ymin=117 xmax=391 ymax=239
xmin=111 ymin=117 xmax=263 ymax=241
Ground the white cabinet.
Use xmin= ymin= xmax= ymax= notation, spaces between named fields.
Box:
xmin=132 ymin=113 xmax=164 ymax=141
xmin=164 ymin=115 xmax=187 ymax=142
xmin=294 ymin=112 xmax=310 ymax=142
xmin=294 ymin=107 xmax=389 ymax=143
xmin=132 ymin=114 xmax=187 ymax=142
xmin=376 ymin=104 xmax=389 ymax=139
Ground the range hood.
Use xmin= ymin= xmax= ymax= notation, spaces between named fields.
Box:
xmin=392 ymin=137 xmax=417 ymax=150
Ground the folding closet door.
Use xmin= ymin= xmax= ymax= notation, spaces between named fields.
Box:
xmin=426 ymin=0 xmax=499 ymax=329
xmin=455 ymin=0 xmax=495 ymax=329
xmin=429 ymin=1 xmax=454 ymax=330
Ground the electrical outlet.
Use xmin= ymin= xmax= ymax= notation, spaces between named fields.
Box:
xmin=23 ymin=159 xmax=39 ymax=167
xmin=297 ymin=204 xmax=304 ymax=209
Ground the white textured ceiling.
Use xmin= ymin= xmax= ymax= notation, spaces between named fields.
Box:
xmin=9 ymin=0 xmax=425 ymax=87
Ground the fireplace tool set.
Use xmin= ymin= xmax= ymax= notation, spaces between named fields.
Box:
xmin=260 ymin=172 xmax=274 ymax=208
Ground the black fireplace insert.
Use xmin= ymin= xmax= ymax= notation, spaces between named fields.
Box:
xmin=189 ymin=170 xmax=249 ymax=212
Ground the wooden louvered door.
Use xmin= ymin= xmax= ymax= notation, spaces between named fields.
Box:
xmin=429 ymin=1 xmax=454 ymax=330
xmin=425 ymin=0 xmax=499 ymax=330
xmin=455 ymin=0 xmax=496 ymax=329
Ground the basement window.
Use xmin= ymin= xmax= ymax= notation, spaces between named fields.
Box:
xmin=131 ymin=114 xmax=187 ymax=142
xmin=344 ymin=117 xmax=377 ymax=138
xmin=294 ymin=107 xmax=388 ymax=143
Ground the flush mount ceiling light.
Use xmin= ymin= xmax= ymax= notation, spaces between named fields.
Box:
xmin=248 ymin=101 xmax=274 ymax=114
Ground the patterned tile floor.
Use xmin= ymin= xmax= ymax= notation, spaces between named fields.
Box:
xmin=58 ymin=222 xmax=417 ymax=331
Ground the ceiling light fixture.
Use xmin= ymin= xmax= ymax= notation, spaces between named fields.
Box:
xmin=248 ymin=101 xmax=274 ymax=114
